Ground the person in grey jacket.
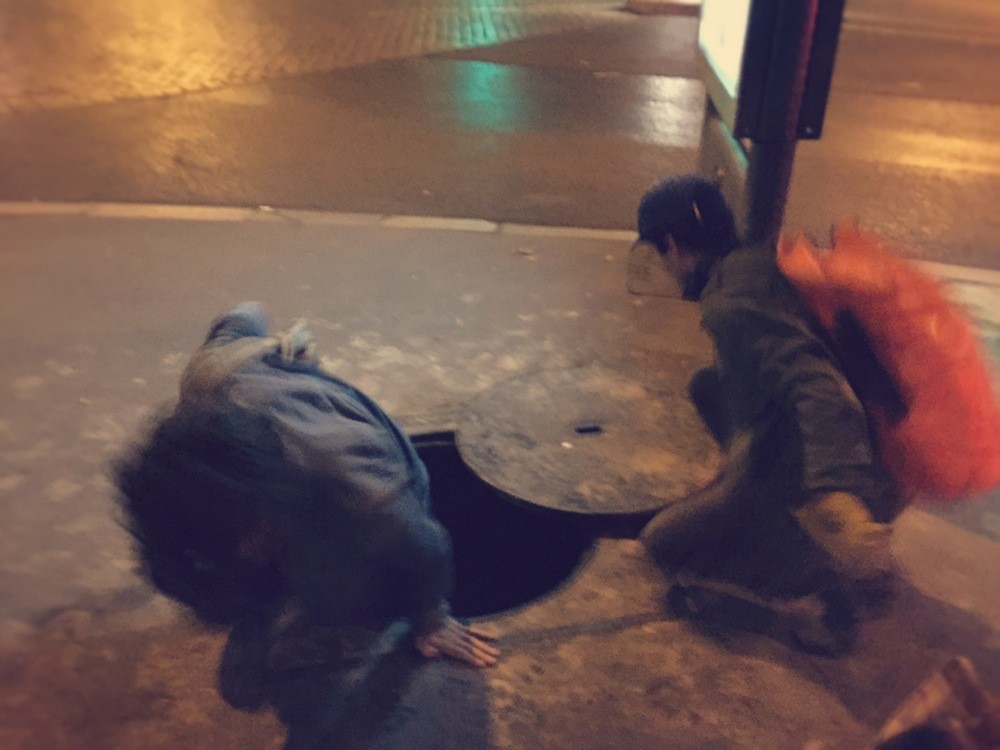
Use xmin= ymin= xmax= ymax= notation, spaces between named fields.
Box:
xmin=635 ymin=175 xmax=904 ymax=652
xmin=115 ymin=302 xmax=498 ymax=679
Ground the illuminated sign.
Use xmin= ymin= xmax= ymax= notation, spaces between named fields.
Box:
xmin=698 ymin=0 xmax=753 ymax=100
xmin=697 ymin=0 xmax=845 ymax=141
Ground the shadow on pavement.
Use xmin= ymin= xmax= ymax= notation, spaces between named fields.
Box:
xmin=223 ymin=618 xmax=493 ymax=750
xmin=0 ymin=598 xmax=492 ymax=750
xmin=669 ymin=577 xmax=1000 ymax=728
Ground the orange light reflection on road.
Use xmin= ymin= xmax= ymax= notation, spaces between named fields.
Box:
xmin=635 ymin=76 xmax=704 ymax=148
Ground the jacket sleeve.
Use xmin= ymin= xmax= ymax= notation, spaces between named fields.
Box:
xmin=383 ymin=510 xmax=453 ymax=635
xmin=274 ymin=479 xmax=454 ymax=635
xmin=268 ymin=394 xmax=454 ymax=635
xmin=703 ymin=304 xmax=883 ymax=503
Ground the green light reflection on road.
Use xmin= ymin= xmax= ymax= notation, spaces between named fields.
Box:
xmin=452 ymin=62 xmax=527 ymax=133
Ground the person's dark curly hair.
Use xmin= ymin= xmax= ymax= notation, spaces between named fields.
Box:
xmin=113 ymin=403 xmax=289 ymax=625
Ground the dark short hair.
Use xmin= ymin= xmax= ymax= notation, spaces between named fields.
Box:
xmin=113 ymin=404 xmax=287 ymax=624
xmin=637 ymin=174 xmax=739 ymax=258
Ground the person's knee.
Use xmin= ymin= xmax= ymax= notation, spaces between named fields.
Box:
xmin=639 ymin=476 xmax=745 ymax=570
xmin=793 ymin=491 xmax=895 ymax=581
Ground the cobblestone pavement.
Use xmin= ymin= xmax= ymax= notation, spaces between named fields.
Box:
xmin=0 ymin=0 xmax=626 ymax=113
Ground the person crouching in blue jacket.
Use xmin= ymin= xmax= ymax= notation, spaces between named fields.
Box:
xmin=114 ymin=303 xmax=498 ymax=712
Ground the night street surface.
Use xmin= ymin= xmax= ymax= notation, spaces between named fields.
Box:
xmin=0 ymin=0 xmax=998 ymax=266
xmin=0 ymin=0 xmax=998 ymax=748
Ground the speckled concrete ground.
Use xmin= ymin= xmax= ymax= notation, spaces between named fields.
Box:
xmin=0 ymin=208 xmax=997 ymax=749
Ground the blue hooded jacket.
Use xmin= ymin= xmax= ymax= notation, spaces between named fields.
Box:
xmin=180 ymin=303 xmax=452 ymax=634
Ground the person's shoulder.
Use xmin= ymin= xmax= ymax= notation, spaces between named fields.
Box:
xmin=707 ymin=245 xmax=798 ymax=303
xmin=718 ymin=243 xmax=778 ymax=276
xmin=700 ymin=246 xmax=814 ymax=335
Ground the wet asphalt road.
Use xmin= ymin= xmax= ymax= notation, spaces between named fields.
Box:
xmin=0 ymin=0 xmax=998 ymax=267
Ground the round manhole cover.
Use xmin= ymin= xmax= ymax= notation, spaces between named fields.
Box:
xmin=456 ymin=364 xmax=723 ymax=515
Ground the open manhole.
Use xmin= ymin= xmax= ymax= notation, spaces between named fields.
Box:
xmin=412 ymin=432 xmax=596 ymax=618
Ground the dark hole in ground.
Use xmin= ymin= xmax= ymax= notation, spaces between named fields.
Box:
xmin=412 ymin=433 xmax=597 ymax=618
xmin=574 ymin=424 xmax=604 ymax=436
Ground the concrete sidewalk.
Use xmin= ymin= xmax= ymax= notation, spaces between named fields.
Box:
xmin=0 ymin=205 xmax=997 ymax=749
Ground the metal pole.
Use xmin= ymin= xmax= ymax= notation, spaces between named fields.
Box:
xmin=744 ymin=0 xmax=820 ymax=247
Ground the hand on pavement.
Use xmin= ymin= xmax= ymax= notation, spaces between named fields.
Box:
xmin=414 ymin=617 xmax=500 ymax=668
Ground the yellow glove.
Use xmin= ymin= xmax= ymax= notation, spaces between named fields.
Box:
xmin=793 ymin=492 xmax=894 ymax=581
